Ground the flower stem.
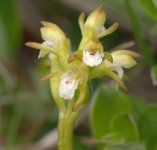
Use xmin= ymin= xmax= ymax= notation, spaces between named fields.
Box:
xmin=58 ymin=111 xmax=66 ymax=150
xmin=58 ymin=104 xmax=82 ymax=150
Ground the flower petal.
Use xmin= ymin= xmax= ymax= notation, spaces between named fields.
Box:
xmin=103 ymin=66 xmax=127 ymax=91
xmin=25 ymin=42 xmax=58 ymax=58
xmin=59 ymin=72 xmax=79 ymax=100
xmin=38 ymin=50 xmax=48 ymax=58
xmin=78 ymin=12 xmax=85 ymax=35
xmin=84 ymin=5 xmax=106 ymax=35
xmin=97 ymin=23 xmax=119 ymax=38
xmin=104 ymin=52 xmax=113 ymax=62
xmin=40 ymin=21 xmax=69 ymax=51
xmin=40 ymin=72 xmax=63 ymax=81
xmin=82 ymin=49 xmax=104 ymax=67
xmin=112 ymin=54 xmax=137 ymax=69
xmin=111 ymin=50 xmax=140 ymax=58
xmin=68 ymin=50 xmax=83 ymax=63
xmin=112 ymin=66 xmax=124 ymax=79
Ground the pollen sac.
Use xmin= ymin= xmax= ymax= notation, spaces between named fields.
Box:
xmin=59 ymin=72 xmax=78 ymax=100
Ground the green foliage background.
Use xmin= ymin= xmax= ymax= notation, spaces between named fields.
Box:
xmin=0 ymin=0 xmax=157 ymax=150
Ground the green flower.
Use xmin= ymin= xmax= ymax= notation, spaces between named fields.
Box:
xmin=26 ymin=5 xmax=139 ymax=110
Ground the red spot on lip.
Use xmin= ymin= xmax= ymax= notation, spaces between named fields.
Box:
xmin=90 ymin=51 xmax=96 ymax=55
xmin=65 ymin=80 xmax=70 ymax=84
xmin=65 ymin=79 xmax=72 ymax=84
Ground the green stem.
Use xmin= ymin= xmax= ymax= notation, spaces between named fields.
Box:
xmin=58 ymin=111 xmax=66 ymax=150
xmin=64 ymin=114 xmax=76 ymax=150
xmin=58 ymin=104 xmax=82 ymax=150
xmin=57 ymin=79 xmax=88 ymax=150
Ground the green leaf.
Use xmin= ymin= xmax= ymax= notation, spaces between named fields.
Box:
xmin=105 ymin=143 xmax=146 ymax=150
xmin=0 ymin=75 xmax=5 ymax=94
xmin=151 ymin=65 xmax=157 ymax=86
xmin=125 ymin=0 xmax=156 ymax=66
xmin=129 ymin=96 xmax=146 ymax=121
xmin=90 ymin=85 xmax=132 ymax=139
xmin=73 ymin=136 xmax=90 ymax=150
xmin=137 ymin=0 xmax=157 ymax=20
xmin=138 ymin=106 xmax=157 ymax=150
xmin=0 ymin=0 xmax=21 ymax=58
xmin=109 ymin=113 xmax=139 ymax=142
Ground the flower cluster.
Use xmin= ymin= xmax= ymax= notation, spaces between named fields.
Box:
xmin=26 ymin=5 xmax=139 ymax=111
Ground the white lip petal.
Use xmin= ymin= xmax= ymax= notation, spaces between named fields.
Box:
xmin=59 ymin=72 xmax=78 ymax=100
xmin=82 ymin=49 xmax=104 ymax=67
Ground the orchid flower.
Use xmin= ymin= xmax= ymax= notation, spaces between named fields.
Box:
xmin=26 ymin=5 xmax=139 ymax=150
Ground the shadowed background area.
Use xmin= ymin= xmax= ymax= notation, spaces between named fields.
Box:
xmin=0 ymin=0 xmax=157 ymax=150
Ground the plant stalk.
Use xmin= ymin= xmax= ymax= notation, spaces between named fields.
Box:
xmin=58 ymin=106 xmax=82 ymax=150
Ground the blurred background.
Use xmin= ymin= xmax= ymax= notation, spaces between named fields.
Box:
xmin=0 ymin=0 xmax=157 ymax=150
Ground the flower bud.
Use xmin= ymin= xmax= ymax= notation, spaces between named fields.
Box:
xmin=84 ymin=5 xmax=106 ymax=37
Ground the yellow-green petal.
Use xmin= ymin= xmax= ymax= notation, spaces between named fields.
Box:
xmin=78 ymin=12 xmax=85 ymax=35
